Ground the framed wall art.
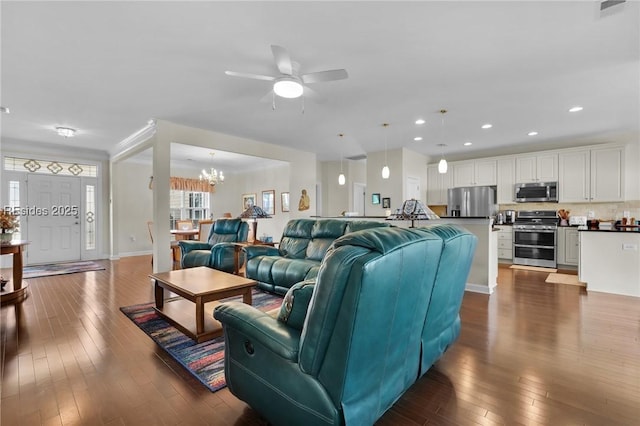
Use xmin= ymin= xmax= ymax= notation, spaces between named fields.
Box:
xmin=262 ymin=190 xmax=275 ymax=215
xmin=242 ymin=193 xmax=256 ymax=211
xmin=382 ymin=197 xmax=391 ymax=209
xmin=372 ymin=193 xmax=381 ymax=205
xmin=281 ymin=192 xmax=290 ymax=212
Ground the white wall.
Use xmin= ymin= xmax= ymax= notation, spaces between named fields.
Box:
xmin=367 ymin=148 xmax=403 ymax=215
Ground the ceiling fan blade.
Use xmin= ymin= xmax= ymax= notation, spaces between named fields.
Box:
xmin=301 ymin=69 xmax=348 ymax=84
xmin=271 ymin=45 xmax=293 ymax=75
xmin=303 ymin=86 xmax=327 ymax=104
xmin=225 ymin=71 xmax=275 ymax=81
xmin=259 ymin=90 xmax=275 ymax=103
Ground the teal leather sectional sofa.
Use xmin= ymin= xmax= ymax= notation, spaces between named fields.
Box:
xmin=214 ymin=224 xmax=477 ymax=425
xmin=243 ymin=218 xmax=390 ymax=295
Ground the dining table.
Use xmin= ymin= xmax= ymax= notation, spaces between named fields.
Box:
xmin=170 ymin=229 xmax=199 ymax=241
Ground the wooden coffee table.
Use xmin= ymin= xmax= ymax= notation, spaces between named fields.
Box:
xmin=150 ymin=266 xmax=256 ymax=342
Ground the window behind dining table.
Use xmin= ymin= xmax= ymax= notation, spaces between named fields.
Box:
xmin=169 ymin=190 xmax=210 ymax=229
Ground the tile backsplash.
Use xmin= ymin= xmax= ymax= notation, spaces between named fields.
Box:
xmin=499 ymin=200 xmax=640 ymax=221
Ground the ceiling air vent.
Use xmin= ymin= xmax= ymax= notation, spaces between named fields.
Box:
xmin=346 ymin=154 xmax=367 ymax=161
xmin=600 ymin=0 xmax=625 ymax=12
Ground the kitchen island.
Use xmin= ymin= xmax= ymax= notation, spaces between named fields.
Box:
xmin=318 ymin=216 xmax=497 ymax=295
xmin=579 ymin=227 xmax=640 ymax=297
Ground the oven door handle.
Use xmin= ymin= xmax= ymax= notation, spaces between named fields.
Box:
xmin=513 ymin=229 xmax=556 ymax=233
xmin=514 ymin=244 xmax=556 ymax=249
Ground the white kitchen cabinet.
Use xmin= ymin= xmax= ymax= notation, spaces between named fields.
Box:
xmin=496 ymin=157 xmax=515 ymax=203
xmin=452 ymin=159 xmax=496 ymax=187
xmin=496 ymin=226 xmax=512 ymax=261
xmin=426 ymin=164 xmax=452 ymax=205
xmin=590 ymin=146 xmax=624 ymax=202
xmin=565 ymin=228 xmax=579 ymax=265
xmin=558 ymin=150 xmax=590 ymax=202
xmin=515 ymin=153 xmax=557 ymax=183
xmin=558 ymin=146 xmax=624 ymax=202
xmin=557 ymin=227 xmax=579 ymax=267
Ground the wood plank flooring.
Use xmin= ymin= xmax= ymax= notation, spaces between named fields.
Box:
xmin=2 ymin=257 xmax=639 ymax=425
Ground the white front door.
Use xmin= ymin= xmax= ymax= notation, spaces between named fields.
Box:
xmin=27 ymin=175 xmax=81 ymax=264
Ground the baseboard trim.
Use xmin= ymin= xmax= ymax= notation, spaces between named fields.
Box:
xmin=465 ymin=283 xmax=494 ymax=295
xmin=118 ymin=250 xmax=152 ymax=258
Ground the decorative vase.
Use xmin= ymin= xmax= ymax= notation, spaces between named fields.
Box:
xmin=0 ymin=232 xmax=13 ymax=243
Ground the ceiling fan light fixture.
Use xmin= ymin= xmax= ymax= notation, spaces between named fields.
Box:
xmin=273 ymin=77 xmax=303 ymax=98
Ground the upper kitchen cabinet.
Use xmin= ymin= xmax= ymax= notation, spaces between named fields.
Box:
xmin=515 ymin=153 xmax=557 ymax=183
xmin=427 ymin=164 xmax=452 ymax=205
xmin=496 ymin=157 xmax=515 ymax=203
xmin=452 ymin=159 xmax=497 ymax=187
xmin=559 ymin=145 xmax=624 ymax=202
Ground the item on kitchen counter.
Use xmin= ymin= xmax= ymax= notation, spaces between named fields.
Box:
xmin=569 ymin=216 xmax=587 ymax=226
xmin=557 ymin=209 xmax=570 ymax=226
xmin=504 ymin=210 xmax=516 ymax=224
xmin=586 ymin=219 xmax=599 ymax=230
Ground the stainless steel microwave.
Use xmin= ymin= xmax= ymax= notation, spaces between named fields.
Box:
xmin=514 ymin=182 xmax=558 ymax=203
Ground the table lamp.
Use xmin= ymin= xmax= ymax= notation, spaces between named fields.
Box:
xmin=240 ymin=205 xmax=271 ymax=243
xmin=386 ymin=199 xmax=439 ymax=228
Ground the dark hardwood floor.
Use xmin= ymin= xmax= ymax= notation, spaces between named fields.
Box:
xmin=2 ymin=257 xmax=639 ymax=425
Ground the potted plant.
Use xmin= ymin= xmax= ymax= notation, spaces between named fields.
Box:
xmin=0 ymin=208 xmax=19 ymax=243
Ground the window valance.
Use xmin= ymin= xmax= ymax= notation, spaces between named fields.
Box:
xmin=149 ymin=176 xmax=215 ymax=193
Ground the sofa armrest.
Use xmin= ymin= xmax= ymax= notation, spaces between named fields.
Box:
xmin=243 ymin=245 xmax=281 ymax=261
xmin=179 ymin=240 xmax=212 ymax=255
xmin=214 ymin=302 xmax=300 ymax=361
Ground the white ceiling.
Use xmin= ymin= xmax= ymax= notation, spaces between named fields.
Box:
xmin=2 ymin=1 xmax=639 ymax=164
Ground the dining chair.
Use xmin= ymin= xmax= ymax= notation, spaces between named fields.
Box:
xmin=198 ymin=219 xmax=214 ymax=242
xmin=176 ymin=219 xmax=194 ymax=230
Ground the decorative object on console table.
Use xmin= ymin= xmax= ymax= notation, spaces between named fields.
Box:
xmin=0 ymin=208 xmax=19 ymax=244
xmin=386 ymin=199 xmax=440 ymax=228
xmin=262 ymin=190 xmax=275 ymax=215
xmin=240 ymin=205 xmax=272 ymax=244
xmin=281 ymin=192 xmax=290 ymax=212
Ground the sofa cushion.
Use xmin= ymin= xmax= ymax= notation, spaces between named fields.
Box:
xmin=270 ymin=258 xmax=321 ymax=289
xmin=277 ymin=219 xmax=315 ymax=259
xmin=278 ymin=279 xmax=316 ymax=330
xmin=305 ymin=220 xmax=348 ymax=261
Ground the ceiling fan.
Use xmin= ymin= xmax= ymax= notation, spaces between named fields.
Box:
xmin=225 ymin=45 xmax=348 ymax=103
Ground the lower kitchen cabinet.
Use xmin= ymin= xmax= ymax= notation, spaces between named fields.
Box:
xmin=557 ymin=227 xmax=579 ymax=267
xmin=496 ymin=226 xmax=512 ymax=261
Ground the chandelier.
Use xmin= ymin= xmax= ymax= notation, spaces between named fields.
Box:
xmin=199 ymin=153 xmax=225 ymax=186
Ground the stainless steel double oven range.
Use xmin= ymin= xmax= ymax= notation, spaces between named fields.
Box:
xmin=512 ymin=210 xmax=558 ymax=268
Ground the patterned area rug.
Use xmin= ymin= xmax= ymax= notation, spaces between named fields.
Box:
xmin=23 ymin=260 xmax=106 ymax=279
xmin=120 ymin=289 xmax=283 ymax=392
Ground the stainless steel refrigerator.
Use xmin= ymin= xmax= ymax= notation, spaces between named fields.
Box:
xmin=447 ymin=186 xmax=498 ymax=217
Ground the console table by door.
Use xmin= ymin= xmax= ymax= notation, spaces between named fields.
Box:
xmin=1 ymin=240 xmax=30 ymax=305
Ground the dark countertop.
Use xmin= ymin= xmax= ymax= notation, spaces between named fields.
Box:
xmin=578 ymin=226 xmax=640 ymax=233
xmin=439 ymin=216 xmax=492 ymax=219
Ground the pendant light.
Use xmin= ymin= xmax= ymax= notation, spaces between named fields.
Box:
xmin=381 ymin=123 xmax=390 ymax=179
xmin=438 ymin=110 xmax=448 ymax=174
xmin=338 ymin=133 xmax=346 ymax=185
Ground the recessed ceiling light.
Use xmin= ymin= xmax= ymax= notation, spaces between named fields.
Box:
xmin=463 ymin=142 xmax=472 ymax=146
xmin=414 ymin=136 xmax=423 ymax=141
xmin=481 ymin=123 xmax=492 ymax=129
xmin=415 ymin=119 xmax=426 ymax=125
xmin=568 ymin=106 xmax=583 ymax=113
xmin=528 ymin=131 xmax=539 ymax=136
xmin=56 ymin=127 xmax=76 ymax=138
xmin=0 ymin=106 xmax=10 ymax=114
